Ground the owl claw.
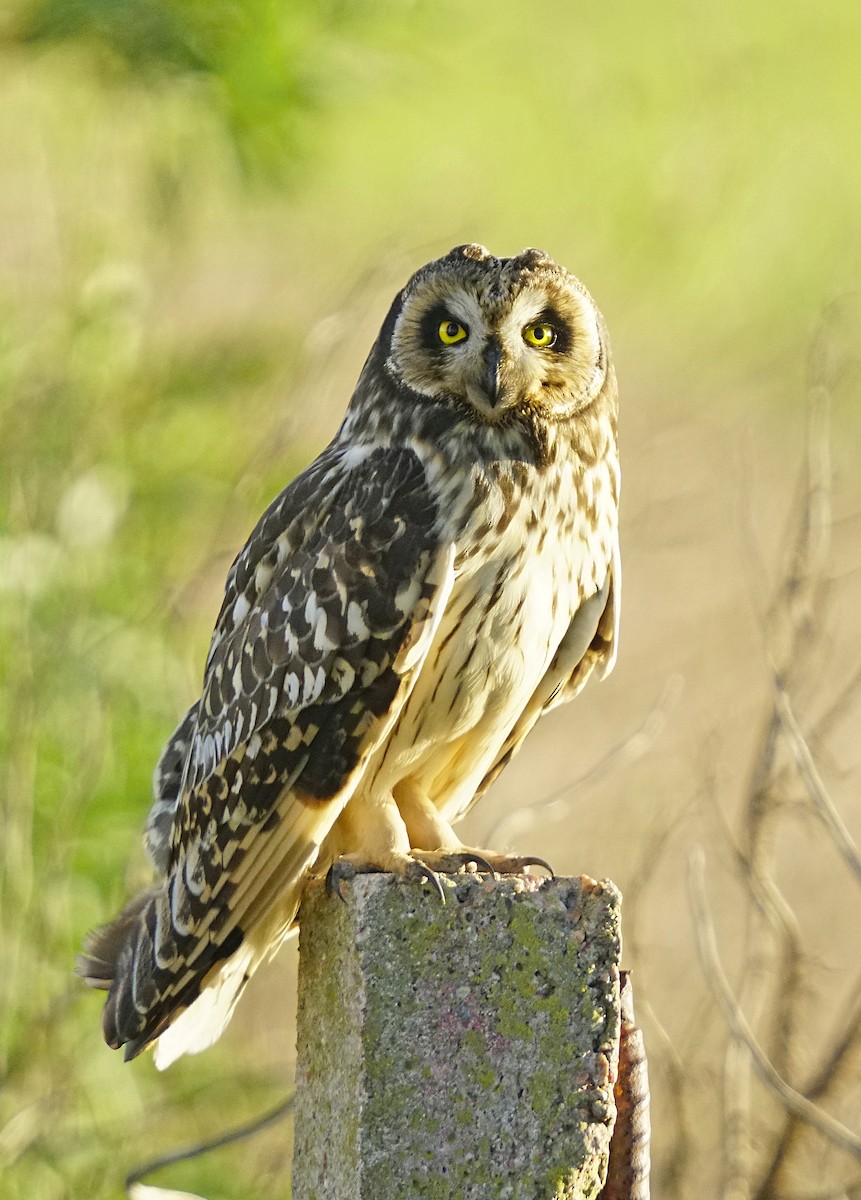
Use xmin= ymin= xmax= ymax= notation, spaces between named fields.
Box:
xmin=405 ymin=861 xmax=447 ymax=904
xmin=326 ymin=851 xmax=552 ymax=907
xmin=325 ymin=860 xmax=357 ymax=903
xmin=411 ymin=849 xmax=554 ymax=879
xmin=506 ymin=855 xmax=555 ymax=878
xmin=411 ymin=850 xmax=499 ymax=878
xmin=325 ymin=856 xmax=447 ymax=904
xmin=458 ymin=852 xmax=499 ymax=878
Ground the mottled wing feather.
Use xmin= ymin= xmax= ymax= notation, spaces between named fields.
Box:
xmin=102 ymin=445 xmax=454 ymax=1055
xmin=466 ymin=538 xmax=619 ymax=811
xmin=146 ymin=701 xmax=198 ymax=874
xmin=185 ymin=443 xmax=443 ymax=807
xmin=200 ymin=441 xmax=347 ymax=683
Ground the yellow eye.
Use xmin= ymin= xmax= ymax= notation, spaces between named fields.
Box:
xmin=437 ymin=319 xmax=468 ymax=345
xmin=523 ymin=322 xmax=557 ymax=348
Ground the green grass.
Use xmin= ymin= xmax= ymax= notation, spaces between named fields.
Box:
xmin=1 ymin=2 xmax=860 ymax=1196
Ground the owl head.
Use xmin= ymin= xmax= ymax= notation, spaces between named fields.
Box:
xmin=375 ymin=244 xmax=612 ymax=425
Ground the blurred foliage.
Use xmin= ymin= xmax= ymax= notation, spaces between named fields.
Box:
xmin=1 ymin=0 xmax=860 ymax=1197
xmin=9 ymin=0 xmax=396 ymax=178
xmin=0 ymin=273 xmax=303 ymax=1198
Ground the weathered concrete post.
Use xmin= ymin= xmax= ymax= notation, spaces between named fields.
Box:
xmin=292 ymin=872 xmax=623 ymax=1199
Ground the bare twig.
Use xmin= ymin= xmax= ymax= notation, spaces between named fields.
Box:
xmin=724 ymin=360 xmax=837 ymax=1191
xmin=703 ymin=303 xmax=861 ymax=1195
xmin=636 ymin=999 xmax=691 ymax=1198
xmin=688 ymin=849 xmax=861 ymax=1161
xmin=723 ymin=1032 xmax=754 ymax=1200
xmin=485 ymin=675 xmax=682 ymax=846
xmin=736 ymin=701 xmax=805 ymax=1083
xmin=773 ymin=678 xmax=861 ymax=884
xmin=754 ymin=975 xmax=861 ymax=1198
xmin=125 ymin=1093 xmax=294 ymax=1199
xmin=808 ymin=663 xmax=861 ymax=748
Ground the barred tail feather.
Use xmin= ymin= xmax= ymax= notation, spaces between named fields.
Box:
xmin=76 ymin=882 xmax=247 ymax=1061
xmin=76 ymin=888 xmax=160 ymax=991
xmin=152 ymin=940 xmax=256 ymax=1070
xmin=152 ymin=874 xmax=307 ymax=1066
xmin=78 ymin=874 xmax=303 ymax=1066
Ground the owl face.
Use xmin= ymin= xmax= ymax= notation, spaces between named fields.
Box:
xmin=384 ymin=244 xmax=609 ymax=423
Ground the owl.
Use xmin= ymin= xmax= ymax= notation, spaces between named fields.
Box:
xmin=79 ymin=244 xmax=620 ymax=1068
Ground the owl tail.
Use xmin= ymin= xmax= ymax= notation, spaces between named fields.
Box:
xmin=76 ymin=885 xmax=249 ymax=1068
xmin=149 ymin=909 xmax=299 ymax=1069
xmin=150 ymin=941 xmax=257 ymax=1070
xmin=78 ymin=885 xmax=295 ymax=1069
xmin=77 ymin=887 xmax=159 ymax=992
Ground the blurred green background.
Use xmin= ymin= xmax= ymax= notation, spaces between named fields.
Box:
xmin=2 ymin=1 xmax=860 ymax=1197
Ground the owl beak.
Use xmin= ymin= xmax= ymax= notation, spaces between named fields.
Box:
xmin=480 ymin=339 xmax=503 ymax=408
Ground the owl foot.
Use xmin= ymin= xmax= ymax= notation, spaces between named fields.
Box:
xmin=325 ymin=856 xmax=447 ymax=904
xmin=411 ymin=849 xmax=554 ymax=878
xmin=410 ymin=849 xmax=499 ymax=877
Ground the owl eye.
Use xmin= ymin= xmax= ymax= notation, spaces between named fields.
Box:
xmin=437 ymin=319 xmax=469 ymax=345
xmin=523 ymin=322 xmax=558 ymax=349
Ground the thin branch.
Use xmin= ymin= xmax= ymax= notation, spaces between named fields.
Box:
xmin=809 ymin=663 xmax=861 ymax=747
xmin=767 ymin=383 xmax=832 ymax=658
xmin=688 ymin=849 xmax=861 ymax=1161
xmin=773 ymin=679 xmax=861 ymax=884
xmin=125 ymin=1093 xmax=294 ymax=1198
xmin=723 ymin=1031 xmax=754 ymax=1200
xmin=802 ymin=982 xmax=861 ymax=1104
xmin=716 ymin=302 xmax=858 ymax=1196
xmin=485 ymin=675 xmax=682 ymax=846
xmin=721 ymin=697 xmax=793 ymax=1192
xmin=736 ymin=700 xmax=806 ymax=1084
xmin=636 ymin=998 xmax=692 ymax=1197
xmin=754 ymin=975 xmax=861 ymax=1198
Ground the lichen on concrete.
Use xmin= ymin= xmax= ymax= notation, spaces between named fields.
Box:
xmin=292 ymin=873 xmax=622 ymax=1200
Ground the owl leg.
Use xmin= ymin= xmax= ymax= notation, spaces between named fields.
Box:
xmin=393 ymin=779 xmax=553 ymax=877
xmin=393 ymin=778 xmax=463 ymax=852
xmin=323 ymin=791 xmax=447 ymax=902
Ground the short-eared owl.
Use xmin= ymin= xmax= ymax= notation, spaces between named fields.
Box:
xmin=79 ymin=244 xmax=620 ymax=1068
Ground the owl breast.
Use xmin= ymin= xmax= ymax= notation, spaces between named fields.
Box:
xmin=368 ymin=449 xmax=616 ymax=820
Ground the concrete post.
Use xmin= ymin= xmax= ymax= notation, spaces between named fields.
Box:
xmin=292 ymin=872 xmax=623 ymax=1200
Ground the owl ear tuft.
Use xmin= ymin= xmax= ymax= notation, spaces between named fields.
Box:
xmin=514 ymin=247 xmax=555 ymax=270
xmin=450 ymin=243 xmax=493 ymax=263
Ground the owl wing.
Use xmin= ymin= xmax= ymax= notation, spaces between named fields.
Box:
xmin=145 ymin=701 xmax=199 ymax=874
xmin=468 ymin=534 xmax=620 ymax=807
xmin=543 ymin=531 xmax=620 ymax=708
xmin=82 ymin=444 xmax=455 ymax=1059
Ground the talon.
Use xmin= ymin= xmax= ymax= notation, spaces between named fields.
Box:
xmin=410 ymin=848 xmax=552 ymax=879
xmin=460 ymin=853 xmax=498 ymax=878
xmin=411 ymin=849 xmax=499 ymax=878
xmin=413 ymin=863 xmax=446 ymax=904
xmin=325 ymin=861 xmax=356 ymax=903
xmin=515 ymin=856 xmax=555 ymax=878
